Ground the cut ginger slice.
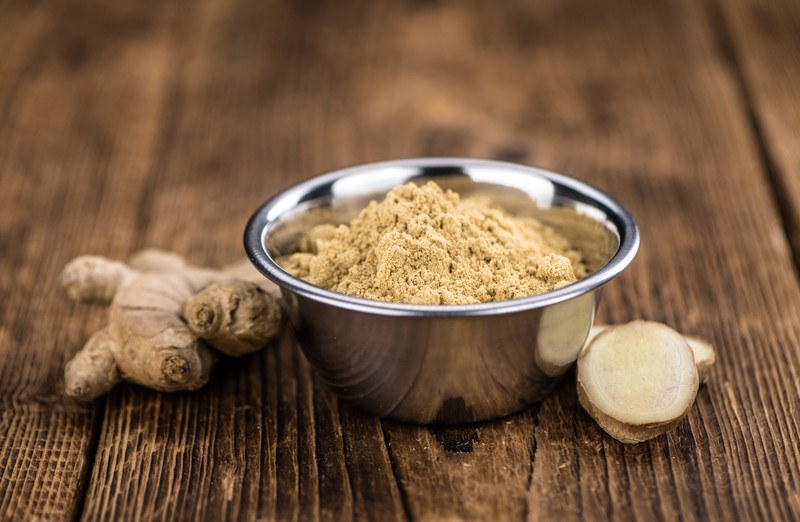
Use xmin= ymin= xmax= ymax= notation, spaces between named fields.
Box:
xmin=586 ymin=325 xmax=716 ymax=383
xmin=684 ymin=335 xmax=716 ymax=384
xmin=577 ymin=321 xmax=700 ymax=444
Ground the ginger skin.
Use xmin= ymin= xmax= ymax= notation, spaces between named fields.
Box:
xmin=61 ymin=250 xmax=283 ymax=401
xmin=184 ymin=281 xmax=283 ymax=357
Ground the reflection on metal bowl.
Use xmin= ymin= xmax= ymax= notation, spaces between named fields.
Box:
xmin=245 ymin=158 xmax=639 ymax=424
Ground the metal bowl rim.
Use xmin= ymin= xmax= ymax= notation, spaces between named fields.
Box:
xmin=244 ymin=157 xmax=639 ymax=317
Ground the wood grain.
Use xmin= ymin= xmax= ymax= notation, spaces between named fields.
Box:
xmin=0 ymin=0 xmax=180 ymax=519
xmin=716 ymin=0 xmax=800 ymax=265
xmin=1 ymin=0 xmax=800 ymax=520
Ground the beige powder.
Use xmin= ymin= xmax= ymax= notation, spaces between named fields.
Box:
xmin=280 ymin=181 xmax=587 ymax=305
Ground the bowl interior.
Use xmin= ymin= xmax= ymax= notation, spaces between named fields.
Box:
xmin=263 ymin=166 xmax=621 ymax=277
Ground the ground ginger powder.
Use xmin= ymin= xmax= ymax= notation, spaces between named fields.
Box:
xmin=280 ymin=181 xmax=587 ymax=305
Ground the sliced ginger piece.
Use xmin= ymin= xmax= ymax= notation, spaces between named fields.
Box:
xmin=684 ymin=335 xmax=716 ymax=384
xmin=587 ymin=325 xmax=716 ymax=383
xmin=577 ymin=321 xmax=700 ymax=444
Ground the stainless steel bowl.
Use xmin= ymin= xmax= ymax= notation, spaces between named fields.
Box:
xmin=244 ymin=158 xmax=639 ymax=424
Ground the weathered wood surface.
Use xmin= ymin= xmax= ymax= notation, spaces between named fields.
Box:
xmin=717 ymin=0 xmax=800 ymax=265
xmin=2 ymin=0 xmax=800 ymax=520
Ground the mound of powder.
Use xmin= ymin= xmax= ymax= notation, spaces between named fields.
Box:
xmin=279 ymin=181 xmax=586 ymax=305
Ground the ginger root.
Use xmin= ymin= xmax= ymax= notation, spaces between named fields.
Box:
xmin=577 ymin=321 xmax=715 ymax=444
xmin=184 ymin=280 xmax=283 ymax=357
xmin=61 ymin=250 xmax=284 ymax=400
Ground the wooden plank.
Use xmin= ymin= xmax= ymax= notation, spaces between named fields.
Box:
xmin=83 ymin=0 xmax=800 ymax=519
xmin=715 ymin=0 xmax=800 ymax=265
xmin=490 ymin=0 xmax=800 ymax=518
xmin=313 ymin=0 xmax=800 ymax=519
xmin=0 ymin=0 xmax=180 ymax=519
xmin=79 ymin=0 xmax=409 ymax=519
xmin=3 ymin=0 xmax=800 ymax=520
xmin=479 ymin=0 xmax=800 ymax=518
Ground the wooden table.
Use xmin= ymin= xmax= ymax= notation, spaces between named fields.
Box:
xmin=2 ymin=0 xmax=800 ymax=519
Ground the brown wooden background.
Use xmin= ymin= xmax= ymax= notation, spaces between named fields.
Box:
xmin=2 ymin=0 xmax=800 ymax=520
